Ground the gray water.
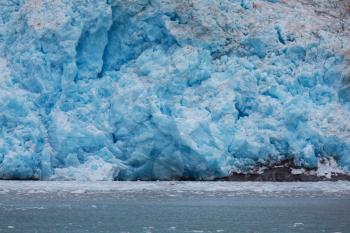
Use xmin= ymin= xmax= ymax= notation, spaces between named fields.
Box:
xmin=0 ymin=192 xmax=349 ymax=233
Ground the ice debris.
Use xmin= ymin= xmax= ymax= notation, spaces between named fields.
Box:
xmin=0 ymin=0 xmax=349 ymax=180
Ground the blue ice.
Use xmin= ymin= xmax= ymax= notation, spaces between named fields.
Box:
xmin=0 ymin=0 xmax=349 ymax=180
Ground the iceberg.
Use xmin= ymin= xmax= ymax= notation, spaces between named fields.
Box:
xmin=0 ymin=0 xmax=349 ymax=180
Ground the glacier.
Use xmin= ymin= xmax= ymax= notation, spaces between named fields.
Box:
xmin=0 ymin=0 xmax=349 ymax=180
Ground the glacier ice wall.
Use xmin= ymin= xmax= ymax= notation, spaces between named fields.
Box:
xmin=0 ymin=0 xmax=350 ymax=180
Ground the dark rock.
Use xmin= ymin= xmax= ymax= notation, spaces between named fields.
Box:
xmin=216 ymin=159 xmax=350 ymax=182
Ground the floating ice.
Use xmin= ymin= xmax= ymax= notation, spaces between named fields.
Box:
xmin=1 ymin=181 xmax=350 ymax=197
xmin=0 ymin=0 xmax=349 ymax=180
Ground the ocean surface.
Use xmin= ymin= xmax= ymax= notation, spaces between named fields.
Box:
xmin=0 ymin=181 xmax=349 ymax=233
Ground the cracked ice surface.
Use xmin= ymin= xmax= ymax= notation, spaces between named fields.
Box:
xmin=0 ymin=0 xmax=350 ymax=180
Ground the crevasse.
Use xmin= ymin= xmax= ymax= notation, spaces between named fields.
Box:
xmin=0 ymin=0 xmax=349 ymax=180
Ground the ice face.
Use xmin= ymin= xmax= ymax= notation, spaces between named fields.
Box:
xmin=0 ymin=0 xmax=349 ymax=180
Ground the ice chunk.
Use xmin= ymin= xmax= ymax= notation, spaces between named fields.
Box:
xmin=52 ymin=157 xmax=118 ymax=181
